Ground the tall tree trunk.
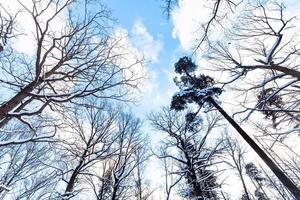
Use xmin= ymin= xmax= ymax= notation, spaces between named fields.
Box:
xmin=111 ymin=188 xmax=117 ymax=200
xmin=180 ymin=139 xmax=204 ymax=199
xmin=136 ymin=164 xmax=143 ymax=200
xmin=208 ymin=97 xmax=300 ymax=199
xmin=237 ymin=169 xmax=251 ymax=200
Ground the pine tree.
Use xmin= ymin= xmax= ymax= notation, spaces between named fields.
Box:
xmin=170 ymin=56 xmax=300 ymax=199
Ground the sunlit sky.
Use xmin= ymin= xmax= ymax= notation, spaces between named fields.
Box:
xmin=102 ymin=0 xmax=300 ymax=120
xmin=102 ymin=1 xmax=300 ymax=198
xmin=104 ymin=0 xmax=181 ymax=116
xmin=2 ymin=0 xmax=300 ymax=198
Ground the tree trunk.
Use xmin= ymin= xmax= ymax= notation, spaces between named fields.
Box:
xmin=65 ymin=171 xmax=78 ymax=194
xmin=238 ymin=170 xmax=251 ymax=200
xmin=208 ymin=97 xmax=300 ymax=200
xmin=0 ymin=62 xmax=63 ymax=127
xmin=180 ymin=139 xmax=204 ymax=199
xmin=0 ymin=81 xmax=38 ymax=125
xmin=111 ymin=181 xmax=118 ymax=200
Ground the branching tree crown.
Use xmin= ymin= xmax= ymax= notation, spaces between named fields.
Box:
xmin=171 ymin=56 xmax=222 ymax=111
xmin=0 ymin=0 xmax=144 ymax=129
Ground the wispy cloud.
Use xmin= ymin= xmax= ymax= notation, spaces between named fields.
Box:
xmin=131 ymin=20 xmax=163 ymax=63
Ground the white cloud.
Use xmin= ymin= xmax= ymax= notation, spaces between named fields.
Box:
xmin=171 ymin=0 xmax=244 ymax=52
xmin=2 ymin=0 xmax=67 ymax=56
xmin=131 ymin=20 xmax=162 ymax=63
xmin=111 ymin=21 xmax=166 ymax=106
xmin=111 ymin=27 xmax=152 ymax=101
xmin=171 ymin=0 xmax=210 ymax=51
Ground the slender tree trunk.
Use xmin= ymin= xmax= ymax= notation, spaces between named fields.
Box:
xmin=136 ymin=164 xmax=143 ymax=200
xmin=64 ymin=151 xmax=86 ymax=198
xmin=238 ymin=170 xmax=251 ymax=200
xmin=65 ymin=171 xmax=78 ymax=194
xmin=111 ymin=181 xmax=118 ymax=200
xmin=208 ymin=97 xmax=300 ymax=199
xmin=64 ymin=159 xmax=84 ymax=195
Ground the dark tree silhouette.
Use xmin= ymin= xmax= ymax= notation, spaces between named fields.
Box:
xmin=170 ymin=56 xmax=300 ymax=199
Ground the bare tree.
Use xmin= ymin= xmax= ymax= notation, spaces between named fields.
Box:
xmin=91 ymin=113 xmax=146 ymax=200
xmin=161 ymin=0 xmax=242 ymax=51
xmin=222 ymin=135 xmax=252 ymax=200
xmin=150 ymin=107 xmax=224 ymax=200
xmin=132 ymin=144 xmax=153 ymax=200
xmin=54 ymin=102 xmax=146 ymax=200
xmin=0 ymin=138 xmax=60 ymax=200
xmin=161 ymin=154 xmax=182 ymax=200
xmin=0 ymin=3 xmax=17 ymax=51
xmin=206 ymin=1 xmax=300 ymax=137
xmin=0 ymin=1 xmax=147 ymax=199
xmin=108 ymin=114 xmax=145 ymax=200
xmin=91 ymin=160 xmax=114 ymax=200
xmin=57 ymin=103 xmax=120 ymax=199
xmin=0 ymin=0 xmax=144 ymax=129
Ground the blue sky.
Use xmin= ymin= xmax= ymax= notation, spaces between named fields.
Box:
xmin=101 ymin=1 xmax=300 ymax=197
xmin=102 ymin=0 xmax=228 ymax=118
xmin=104 ymin=0 xmax=181 ymax=116
xmin=102 ymin=1 xmax=186 ymax=192
xmin=2 ymin=0 xmax=300 ymax=198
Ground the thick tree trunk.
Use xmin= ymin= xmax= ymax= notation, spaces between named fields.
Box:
xmin=208 ymin=97 xmax=300 ymax=200
xmin=0 ymin=62 xmax=63 ymax=127
xmin=0 ymin=81 xmax=38 ymax=125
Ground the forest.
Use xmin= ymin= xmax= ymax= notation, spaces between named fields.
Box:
xmin=0 ymin=0 xmax=299 ymax=199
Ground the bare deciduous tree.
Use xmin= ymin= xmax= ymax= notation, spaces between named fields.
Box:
xmin=206 ymin=1 xmax=300 ymax=137
xmin=222 ymin=135 xmax=252 ymax=200
xmin=150 ymin=107 xmax=224 ymax=200
xmin=161 ymin=0 xmax=243 ymax=51
xmin=54 ymin=102 xmax=146 ymax=200
xmin=57 ymin=103 xmax=119 ymax=198
xmin=0 ymin=139 xmax=60 ymax=200
xmin=0 ymin=0 xmax=144 ymax=130
xmin=108 ymin=114 xmax=145 ymax=200
xmin=0 ymin=3 xmax=16 ymax=51
xmin=132 ymin=144 xmax=153 ymax=200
